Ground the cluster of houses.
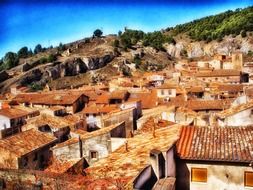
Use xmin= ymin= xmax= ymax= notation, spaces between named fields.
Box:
xmin=0 ymin=51 xmax=253 ymax=189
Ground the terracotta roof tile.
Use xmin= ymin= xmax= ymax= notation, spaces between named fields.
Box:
xmin=195 ymin=69 xmax=241 ymax=77
xmin=217 ymin=84 xmax=244 ymax=92
xmin=0 ymin=107 xmax=30 ymax=119
xmin=187 ymin=99 xmax=233 ymax=111
xmin=0 ymin=129 xmax=57 ymax=157
xmin=176 ymin=126 xmax=253 ymax=163
xmin=129 ymin=90 xmax=157 ymax=109
xmin=85 ymin=124 xmax=181 ymax=188
xmin=13 ymin=91 xmax=85 ymax=105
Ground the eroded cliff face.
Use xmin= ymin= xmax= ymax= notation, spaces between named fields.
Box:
xmin=164 ymin=35 xmax=253 ymax=58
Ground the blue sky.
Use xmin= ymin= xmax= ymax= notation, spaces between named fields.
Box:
xmin=0 ymin=0 xmax=253 ymax=58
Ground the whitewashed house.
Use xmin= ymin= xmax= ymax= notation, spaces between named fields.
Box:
xmin=216 ymin=100 xmax=253 ymax=127
xmin=176 ymin=126 xmax=253 ymax=190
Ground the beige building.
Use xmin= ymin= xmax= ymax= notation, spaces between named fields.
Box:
xmin=0 ymin=129 xmax=57 ymax=170
xmin=176 ymin=126 xmax=253 ymax=190
xmin=0 ymin=106 xmax=39 ymax=139
xmin=51 ymin=122 xmax=125 ymax=165
xmin=13 ymin=91 xmax=89 ymax=113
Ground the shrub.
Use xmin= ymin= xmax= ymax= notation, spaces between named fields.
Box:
xmin=93 ymin=29 xmax=103 ymax=38
xmin=3 ymin=52 xmax=19 ymax=69
xmin=39 ymin=57 xmax=47 ymax=64
xmin=34 ymin=44 xmax=43 ymax=54
xmin=29 ymin=82 xmax=43 ymax=91
xmin=47 ymin=54 xmax=57 ymax=62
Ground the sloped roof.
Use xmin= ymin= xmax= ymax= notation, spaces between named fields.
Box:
xmin=195 ymin=69 xmax=241 ymax=77
xmin=13 ymin=91 xmax=85 ymax=105
xmin=85 ymin=124 xmax=181 ymax=188
xmin=0 ymin=129 xmax=57 ymax=157
xmin=216 ymin=100 xmax=253 ymax=118
xmin=26 ymin=114 xmax=69 ymax=129
xmin=129 ymin=90 xmax=157 ymax=109
xmin=217 ymin=84 xmax=244 ymax=92
xmin=176 ymin=126 xmax=253 ymax=163
xmin=0 ymin=107 xmax=30 ymax=119
xmin=187 ymin=99 xmax=233 ymax=111
xmin=53 ymin=122 xmax=124 ymax=149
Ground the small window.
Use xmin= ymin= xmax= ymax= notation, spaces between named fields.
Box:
xmin=23 ymin=157 xmax=28 ymax=167
xmin=245 ymin=171 xmax=253 ymax=187
xmin=191 ymin=168 xmax=207 ymax=183
xmin=161 ymin=90 xmax=164 ymax=95
xmin=90 ymin=151 xmax=98 ymax=159
xmin=33 ymin=153 xmax=38 ymax=161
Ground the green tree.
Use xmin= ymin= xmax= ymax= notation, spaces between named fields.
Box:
xmin=3 ymin=52 xmax=19 ymax=69
xmin=241 ymin=30 xmax=247 ymax=37
xmin=28 ymin=48 xmax=33 ymax=57
xmin=17 ymin=46 xmax=29 ymax=58
xmin=113 ymin=39 xmax=120 ymax=47
xmin=0 ymin=59 xmax=4 ymax=71
xmin=93 ymin=29 xmax=103 ymax=38
xmin=29 ymin=82 xmax=43 ymax=91
xmin=134 ymin=56 xmax=141 ymax=69
xmin=47 ymin=54 xmax=57 ymax=62
xmin=34 ymin=44 xmax=43 ymax=54
xmin=58 ymin=42 xmax=66 ymax=51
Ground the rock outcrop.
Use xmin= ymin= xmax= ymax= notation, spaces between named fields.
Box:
xmin=164 ymin=35 xmax=253 ymax=58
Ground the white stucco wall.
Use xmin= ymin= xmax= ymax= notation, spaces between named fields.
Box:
xmin=157 ymin=89 xmax=176 ymax=98
xmin=218 ymin=108 xmax=253 ymax=127
xmin=0 ymin=115 xmax=10 ymax=130
xmin=187 ymin=163 xmax=253 ymax=190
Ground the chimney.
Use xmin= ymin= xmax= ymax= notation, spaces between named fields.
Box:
xmin=125 ymin=140 xmax=129 ymax=152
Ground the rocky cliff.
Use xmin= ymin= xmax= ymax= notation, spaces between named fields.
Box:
xmin=164 ymin=34 xmax=253 ymax=58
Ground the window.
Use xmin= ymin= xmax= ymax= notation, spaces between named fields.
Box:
xmin=33 ymin=153 xmax=38 ymax=161
xmin=161 ymin=90 xmax=164 ymax=95
xmin=90 ymin=151 xmax=98 ymax=159
xmin=245 ymin=171 xmax=253 ymax=187
xmin=22 ymin=157 xmax=28 ymax=167
xmin=191 ymin=168 xmax=207 ymax=183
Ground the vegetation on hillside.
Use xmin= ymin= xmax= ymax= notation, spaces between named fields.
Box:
xmin=168 ymin=6 xmax=253 ymax=41
xmin=119 ymin=29 xmax=175 ymax=51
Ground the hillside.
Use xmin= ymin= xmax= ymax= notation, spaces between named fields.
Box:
xmin=167 ymin=6 xmax=253 ymax=42
xmin=0 ymin=6 xmax=253 ymax=93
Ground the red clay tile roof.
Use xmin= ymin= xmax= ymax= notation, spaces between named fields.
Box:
xmin=217 ymin=84 xmax=244 ymax=92
xmin=195 ymin=69 xmax=241 ymax=77
xmin=0 ymin=107 xmax=29 ymax=119
xmin=95 ymin=93 xmax=110 ymax=104
xmin=82 ymin=105 xmax=119 ymax=114
xmin=187 ymin=99 xmax=233 ymax=111
xmin=186 ymin=86 xmax=204 ymax=93
xmin=85 ymin=124 xmax=181 ymax=188
xmin=129 ymin=90 xmax=157 ymax=109
xmin=13 ymin=91 xmax=85 ymax=105
xmin=109 ymin=90 xmax=129 ymax=100
xmin=176 ymin=126 xmax=253 ymax=163
xmin=0 ymin=129 xmax=57 ymax=157
xmin=26 ymin=114 xmax=69 ymax=129
xmin=156 ymin=83 xmax=178 ymax=89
